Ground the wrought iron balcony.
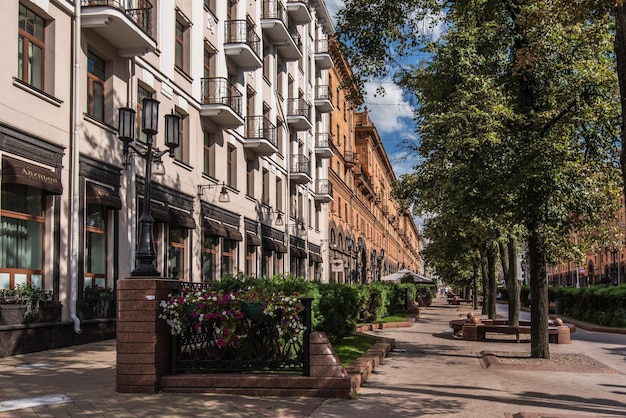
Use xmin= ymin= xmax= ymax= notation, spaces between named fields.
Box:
xmin=314 ymin=179 xmax=333 ymax=203
xmin=286 ymin=0 xmax=311 ymax=24
xmin=81 ymin=0 xmax=156 ymax=56
xmin=290 ymin=154 xmax=311 ymax=184
xmin=314 ymin=85 xmax=334 ymax=113
xmin=314 ymin=133 xmax=334 ymax=158
xmin=199 ymin=78 xmax=244 ymax=128
xmin=344 ymin=151 xmax=358 ymax=167
xmin=245 ymin=116 xmax=278 ymax=156
xmin=224 ymin=20 xmax=263 ymax=69
xmin=286 ymin=98 xmax=312 ymax=131
xmin=261 ymin=0 xmax=301 ymax=60
xmin=314 ymin=39 xmax=333 ymax=69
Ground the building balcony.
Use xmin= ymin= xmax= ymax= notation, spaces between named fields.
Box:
xmin=344 ymin=151 xmax=358 ymax=167
xmin=314 ymin=39 xmax=333 ymax=69
xmin=224 ymin=20 xmax=263 ymax=70
xmin=245 ymin=116 xmax=279 ymax=156
xmin=261 ymin=1 xmax=302 ymax=61
xmin=314 ymin=85 xmax=334 ymax=113
xmin=81 ymin=0 xmax=156 ymax=56
xmin=314 ymin=133 xmax=334 ymax=158
xmin=289 ymin=154 xmax=312 ymax=184
xmin=199 ymin=78 xmax=244 ymax=128
xmin=286 ymin=0 xmax=311 ymax=24
xmin=314 ymin=179 xmax=333 ymax=203
xmin=286 ymin=98 xmax=312 ymax=131
xmin=354 ymin=164 xmax=376 ymax=198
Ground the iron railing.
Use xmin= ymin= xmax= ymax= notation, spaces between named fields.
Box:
xmin=169 ymin=283 xmax=312 ymax=375
xmin=225 ymin=20 xmax=262 ymax=59
xmin=246 ymin=116 xmax=277 ymax=145
xmin=201 ymin=77 xmax=243 ymax=115
xmin=81 ymin=0 xmax=153 ymax=37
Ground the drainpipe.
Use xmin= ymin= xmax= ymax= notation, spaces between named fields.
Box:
xmin=69 ymin=0 xmax=82 ymax=333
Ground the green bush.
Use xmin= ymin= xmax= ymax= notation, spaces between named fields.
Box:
xmin=550 ymin=285 xmax=626 ymax=327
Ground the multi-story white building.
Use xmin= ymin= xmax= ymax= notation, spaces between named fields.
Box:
xmin=0 ymin=0 xmax=334 ymax=352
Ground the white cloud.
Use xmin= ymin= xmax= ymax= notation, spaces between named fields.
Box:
xmin=363 ymin=81 xmax=415 ymax=135
xmin=324 ymin=0 xmax=344 ymax=25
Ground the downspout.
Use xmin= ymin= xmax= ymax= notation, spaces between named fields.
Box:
xmin=69 ymin=0 xmax=82 ymax=333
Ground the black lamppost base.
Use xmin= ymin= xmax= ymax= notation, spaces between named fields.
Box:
xmin=131 ymin=264 xmax=161 ymax=277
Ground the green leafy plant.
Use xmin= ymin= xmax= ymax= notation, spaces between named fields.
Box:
xmin=84 ymin=286 xmax=115 ymax=318
xmin=0 ymin=284 xmax=53 ymax=317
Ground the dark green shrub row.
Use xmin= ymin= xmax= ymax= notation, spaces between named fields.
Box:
xmin=214 ymin=274 xmax=434 ymax=343
xmin=497 ymin=284 xmax=626 ymax=327
xmin=549 ymin=285 xmax=626 ymax=328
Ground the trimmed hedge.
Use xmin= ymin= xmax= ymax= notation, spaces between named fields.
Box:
xmin=497 ymin=284 xmax=626 ymax=328
xmin=213 ymin=274 xmax=435 ymax=343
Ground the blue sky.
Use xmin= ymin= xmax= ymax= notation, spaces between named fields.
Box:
xmin=325 ymin=0 xmax=420 ymax=179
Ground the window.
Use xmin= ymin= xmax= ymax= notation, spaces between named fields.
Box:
xmin=175 ymin=19 xmax=190 ymax=73
xmin=273 ymin=252 xmax=282 ymax=276
xmin=174 ymin=110 xmax=188 ymax=163
xmin=276 ymin=178 xmax=282 ymax=212
xmin=246 ymin=159 xmax=255 ymax=197
xmin=0 ymin=184 xmax=45 ymax=289
xmin=87 ymin=51 xmax=105 ymax=120
xmin=222 ymin=239 xmax=237 ymax=276
xmin=202 ymin=232 xmax=217 ymax=281
xmin=227 ymin=145 xmax=237 ymax=188
xmin=204 ymin=0 xmax=217 ymax=15
xmin=245 ymin=245 xmax=256 ymax=276
xmin=203 ymin=44 xmax=215 ymax=79
xmin=137 ymin=86 xmax=152 ymax=143
xmin=276 ymin=119 xmax=284 ymax=154
xmin=262 ymin=169 xmax=269 ymax=205
xmin=168 ymin=228 xmax=186 ymax=279
xmin=17 ymin=4 xmax=45 ymax=90
xmin=262 ymin=249 xmax=271 ymax=278
xmin=84 ymin=203 xmax=107 ymax=291
xmin=263 ymin=43 xmax=271 ymax=81
xmin=203 ymin=131 xmax=215 ymax=177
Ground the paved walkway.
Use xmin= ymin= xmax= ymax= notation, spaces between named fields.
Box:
xmin=1 ymin=297 xmax=625 ymax=417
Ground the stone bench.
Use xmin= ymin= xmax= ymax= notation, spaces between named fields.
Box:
xmin=449 ymin=317 xmax=575 ymax=344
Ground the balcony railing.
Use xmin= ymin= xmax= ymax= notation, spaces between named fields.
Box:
xmin=287 ymin=98 xmax=310 ymax=118
xmin=262 ymin=0 xmax=288 ymax=23
xmin=225 ymin=20 xmax=262 ymax=59
xmin=201 ymin=77 xmax=242 ymax=115
xmin=344 ymin=151 xmax=358 ymax=167
xmin=316 ymin=133 xmax=333 ymax=148
xmin=290 ymin=154 xmax=310 ymax=175
xmin=315 ymin=179 xmax=332 ymax=195
xmin=246 ymin=116 xmax=277 ymax=145
xmin=82 ymin=0 xmax=153 ymax=37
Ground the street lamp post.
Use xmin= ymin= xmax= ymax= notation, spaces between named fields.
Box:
xmin=118 ymin=97 xmax=180 ymax=276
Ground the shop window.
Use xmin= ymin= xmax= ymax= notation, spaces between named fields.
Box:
xmin=222 ymin=239 xmax=237 ymax=276
xmin=202 ymin=233 xmax=217 ymax=281
xmin=0 ymin=184 xmax=45 ymax=289
xmin=84 ymin=203 xmax=107 ymax=291
xmin=168 ymin=228 xmax=187 ymax=279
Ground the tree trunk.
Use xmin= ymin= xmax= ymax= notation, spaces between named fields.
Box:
xmin=480 ymin=247 xmax=489 ymax=315
xmin=486 ymin=243 xmax=498 ymax=319
xmin=507 ymin=235 xmax=521 ymax=326
xmin=528 ymin=221 xmax=550 ymax=359
xmin=473 ymin=258 xmax=479 ymax=310
xmin=614 ymin=5 xmax=626 ymax=214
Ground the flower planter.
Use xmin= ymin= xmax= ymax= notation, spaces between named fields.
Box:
xmin=0 ymin=302 xmax=62 ymax=326
xmin=242 ymin=301 xmax=271 ymax=323
xmin=76 ymin=301 xmax=115 ymax=320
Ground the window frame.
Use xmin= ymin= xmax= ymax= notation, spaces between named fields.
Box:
xmin=17 ymin=4 xmax=46 ymax=91
xmin=87 ymin=50 xmax=105 ymax=121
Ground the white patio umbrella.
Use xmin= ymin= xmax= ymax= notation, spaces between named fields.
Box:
xmin=380 ymin=269 xmax=434 ymax=284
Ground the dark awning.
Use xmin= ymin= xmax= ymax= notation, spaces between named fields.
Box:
xmin=262 ymin=237 xmax=277 ymax=251
xmin=309 ymin=253 xmax=323 ymax=263
xmin=224 ymin=225 xmax=243 ymax=241
xmin=150 ymin=202 xmax=171 ymax=222
xmin=275 ymin=240 xmax=287 ymax=253
xmin=204 ymin=219 xmax=227 ymax=237
xmin=86 ymin=182 xmax=122 ymax=209
xmin=246 ymin=232 xmax=261 ymax=246
xmin=170 ymin=208 xmax=196 ymax=229
xmin=2 ymin=156 xmax=63 ymax=195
